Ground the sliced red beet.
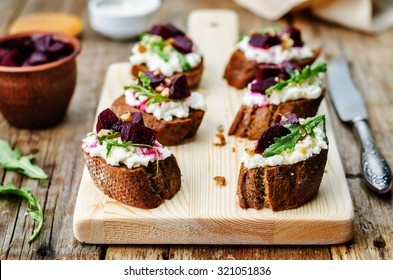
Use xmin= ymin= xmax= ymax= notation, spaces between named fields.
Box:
xmin=110 ymin=119 xmax=124 ymax=132
xmin=96 ymin=108 xmax=120 ymax=132
xmin=255 ymin=114 xmax=299 ymax=153
xmin=121 ymin=122 xmax=157 ymax=146
xmin=283 ymin=26 xmax=303 ymax=47
xmin=130 ymin=112 xmax=144 ymax=125
xmin=23 ymin=52 xmax=48 ymax=66
xmin=169 ymin=74 xmax=190 ymax=99
xmin=143 ymin=71 xmax=165 ymax=88
xmin=149 ymin=23 xmax=185 ymax=40
xmin=249 ymin=34 xmax=267 ymax=48
xmin=250 ymin=77 xmax=277 ymax=94
xmin=256 ymin=65 xmax=282 ymax=81
xmin=264 ymin=35 xmax=281 ymax=48
xmin=171 ymin=36 xmax=193 ymax=54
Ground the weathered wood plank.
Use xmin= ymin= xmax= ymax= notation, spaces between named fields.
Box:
xmin=105 ymin=246 xmax=170 ymax=260
xmin=168 ymin=245 xmax=331 ymax=260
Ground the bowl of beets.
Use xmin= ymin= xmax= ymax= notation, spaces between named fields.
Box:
xmin=0 ymin=32 xmax=81 ymax=129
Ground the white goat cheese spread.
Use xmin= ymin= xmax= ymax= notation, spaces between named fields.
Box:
xmin=242 ymin=76 xmax=324 ymax=107
xmin=242 ymin=122 xmax=328 ymax=169
xmin=129 ymin=34 xmax=202 ymax=76
xmin=125 ymin=90 xmax=207 ymax=121
xmin=237 ymin=36 xmax=314 ymax=64
xmin=82 ymin=135 xmax=172 ymax=169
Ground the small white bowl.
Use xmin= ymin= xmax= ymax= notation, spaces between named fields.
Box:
xmin=88 ymin=0 xmax=161 ymax=40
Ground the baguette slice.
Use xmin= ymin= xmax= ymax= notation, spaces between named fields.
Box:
xmin=131 ymin=62 xmax=204 ymax=88
xmin=229 ymin=91 xmax=325 ymax=140
xmin=223 ymin=49 xmax=321 ymax=89
xmin=84 ymin=152 xmax=181 ymax=209
xmin=237 ymin=149 xmax=328 ymax=211
xmin=112 ymin=95 xmax=205 ymax=146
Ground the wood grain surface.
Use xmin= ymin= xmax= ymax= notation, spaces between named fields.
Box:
xmin=0 ymin=0 xmax=392 ymax=260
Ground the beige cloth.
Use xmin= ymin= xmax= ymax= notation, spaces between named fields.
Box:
xmin=235 ymin=0 xmax=393 ymax=33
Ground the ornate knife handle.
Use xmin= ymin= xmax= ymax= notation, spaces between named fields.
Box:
xmin=353 ymin=119 xmax=392 ymax=193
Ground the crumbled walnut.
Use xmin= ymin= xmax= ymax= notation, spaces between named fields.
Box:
xmin=153 ymin=69 xmax=161 ymax=75
xmin=120 ymin=113 xmax=132 ymax=122
xmin=232 ymin=147 xmax=236 ymax=152
xmin=245 ymin=142 xmax=257 ymax=156
xmin=164 ymin=78 xmax=172 ymax=86
xmin=281 ymin=33 xmax=294 ymax=49
xmin=155 ymin=84 xmax=165 ymax=93
xmin=138 ymin=44 xmax=147 ymax=53
xmin=213 ymin=176 xmax=226 ymax=186
xmin=161 ymin=88 xmax=170 ymax=97
xmin=213 ymin=133 xmax=226 ymax=146
xmin=97 ymin=129 xmax=111 ymax=137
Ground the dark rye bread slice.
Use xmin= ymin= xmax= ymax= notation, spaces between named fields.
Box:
xmin=237 ymin=149 xmax=328 ymax=211
xmin=131 ymin=61 xmax=204 ymax=88
xmin=112 ymin=95 xmax=205 ymax=146
xmin=228 ymin=91 xmax=325 ymax=140
xmin=84 ymin=152 xmax=181 ymax=209
xmin=223 ymin=49 xmax=321 ymax=89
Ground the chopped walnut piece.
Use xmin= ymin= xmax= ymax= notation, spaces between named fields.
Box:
xmin=155 ymin=84 xmax=165 ymax=93
xmin=213 ymin=176 xmax=226 ymax=186
xmin=217 ymin=125 xmax=224 ymax=133
xmin=213 ymin=133 xmax=226 ymax=146
xmin=232 ymin=147 xmax=236 ymax=152
xmin=280 ymin=33 xmax=294 ymax=49
xmin=138 ymin=44 xmax=147 ymax=53
xmin=120 ymin=113 xmax=132 ymax=122
xmin=164 ymin=78 xmax=172 ymax=86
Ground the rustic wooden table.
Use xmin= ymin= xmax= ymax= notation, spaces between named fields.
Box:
xmin=0 ymin=0 xmax=392 ymax=260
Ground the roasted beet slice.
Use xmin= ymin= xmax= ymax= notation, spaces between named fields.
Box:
xmin=130 ymin=112 xmax=144 ymax=125
xmin=121 ymin=122 xmax=157 ymax=146
xmin=283 ymin=26 xmax=303 ymax=47
xmin=143 ymin=71 xmax=165 ymax=88
xmin=110 ymin=119 xmax=124 ymax=132
xmin=249 ymin=34 xmax=267 ymax=48
xmin=256 ymin=65 xmax=282 ymax=81
xmin=250 ymin=77 xmax=277 ymax=94
xmin=255 ymin=114 xmax=299 ymax=153
xmin=96 ymin=108 xmax=120 ymax=132
xmin=265 ymin=35 xmax=281 ymax=48
xmin=0 ymin=49 xmax=21 ymax=66
xmin=169 ymin=75 xmax=190 ymax=99
xmin=149 ymin=23 xmax=185 ymax=40
xmin=23 ymin=52 xmax=48 ymax=66
xmin=171 ymin=36 xmax=193 ymax=54
xmin=32 ymin=34 xmax=52 ymax=52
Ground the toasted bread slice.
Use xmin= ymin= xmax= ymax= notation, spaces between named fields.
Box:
xmin=237 ymin=149 xmax=328 ymax=211
xmin=223 ymin=49 xmax=321 ymax=89
xmin=131 ymin=61 xmax=204 ymax=88
xmin=228 ymin=91 xmax=325 ymax=140
xmin=84 ymin=152 xmax=181 ymax=209
xmin=112 ymin=95 xmax=205 ymax=146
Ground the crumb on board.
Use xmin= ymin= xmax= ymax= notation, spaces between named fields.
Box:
xmin=217 ymin=125 xmax=224 ymax=133
xmin=213 ymin=133 xmax=226 ymax=146
xmin=232 ymin=147 xmax=236 ymax=152
xmin=213 ymin=176 xmax=226 ymax=186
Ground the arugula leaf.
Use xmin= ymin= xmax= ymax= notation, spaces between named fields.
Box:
xmin=0 ymin=182 xmax=43 ymax=243
xmin=176 ymin=52 xmax=192 ymax=71
xmin=265 ymin=62 xmax=327 ymax=95
xmin=263 ymin=115 xmax=326 ymax=158
xmin=0 ymin=140 xmax=48 ymax=180
xmin=124 ymin=72 xmax=170 ymax=105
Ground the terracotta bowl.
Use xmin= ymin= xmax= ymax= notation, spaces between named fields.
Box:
xmin=0 ymin=32 xmax=81 ymax=129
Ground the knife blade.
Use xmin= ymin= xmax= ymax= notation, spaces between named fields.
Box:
xmin=327 ymin=57 xmax=392 ymax=194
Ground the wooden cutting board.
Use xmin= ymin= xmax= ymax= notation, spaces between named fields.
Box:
xmin=73 ymin=10 xmax=354 ymax=244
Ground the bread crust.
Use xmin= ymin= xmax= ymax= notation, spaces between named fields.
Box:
xmin=131 ymin=61 xmax=204 ymax=88
xmin=223 ymin=48 xmax=321 ymax=89
xmin=228 ymin=90 xmax=325 ymax=140
xmin=83 ymin=152 xmax=181 ymax=209
xmin=237 ymin=149 xmax=328 ymax=211
xmin=111 ymin=95 xmax=205 ymax=146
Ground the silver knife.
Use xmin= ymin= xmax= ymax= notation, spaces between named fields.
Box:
xmin=327 ymin=57 xmax=392 ymax=194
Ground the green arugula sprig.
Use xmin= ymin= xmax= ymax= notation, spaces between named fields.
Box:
xmin=265 ymin=62 xmax=327 ymax=96
xmin=97 ymin=131 xmax=160 ymax=174
xmin=139 ymin=33 xmax=192 ymax=71
xmin=124 ymin=72 xmax=170 ymax=106
xmin=263 ymin=115 xmax=327 ymax=158
xmin=0 ymin=140 xmax=48 ymax=180
xmin=0 ymin=182 xmax=43 ymax=243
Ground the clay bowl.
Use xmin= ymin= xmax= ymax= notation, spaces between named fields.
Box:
xmin=0 ymin=32 xmax=81 ymax=129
